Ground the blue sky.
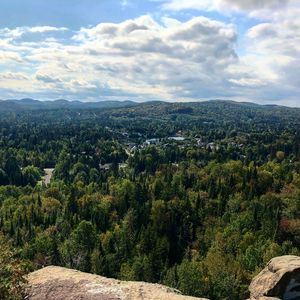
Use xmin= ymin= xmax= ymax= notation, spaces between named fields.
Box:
xmin=0 ymin=0 xmax=259 ymax=37
xmin=0 ymin=0 xmax=161 ymax=28
xmin=0 ymin=0 xmax=299 ymax=105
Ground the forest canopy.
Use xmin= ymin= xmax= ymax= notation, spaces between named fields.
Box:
xmin=0 ymin=100 xmax=300 ymax=300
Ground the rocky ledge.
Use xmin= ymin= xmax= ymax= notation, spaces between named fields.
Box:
xmin=249 ymin=255 xmax=300 ymax=300
xmin=26 ymin=266 xmax=208 ymax=300
xmin=26 ymin=256 xmax=300 ymax=300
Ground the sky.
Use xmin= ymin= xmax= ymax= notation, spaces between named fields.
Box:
xmin=0 ymin=0 xmax=299 ymax=106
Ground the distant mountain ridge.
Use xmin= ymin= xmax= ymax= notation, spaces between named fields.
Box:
xmin=0 ymin=98 xmax=298 ymax=114
xmin=0 ymin=98 xmax=137 ymax=111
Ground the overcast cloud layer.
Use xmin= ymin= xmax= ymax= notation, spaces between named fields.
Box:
xmin=0 ymin=0 xmax=299 ymax=105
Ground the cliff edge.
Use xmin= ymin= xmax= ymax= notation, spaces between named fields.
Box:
xmin=26 ymin=266 xmax=208 ymax=300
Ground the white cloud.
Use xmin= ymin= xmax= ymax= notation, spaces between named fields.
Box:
xmin=0 ymin=51 xmax=23 ymax=63
xmin=216 ymin=0 xmax=291 ymax=12
xmin=243 ymin=6 xmax=300 ymax=99
xmin=36 ymin=73 xmax=62 ymax=83
xmin=0 ymin=12 xmax=299 ymax=105
xmin=0 ymin=26 xmax=68 ymax=40
xmin=0 ymin=72 xmax=29 ymax=81
xmin=155 ymin=0 xmax=295 ymax=16
xmin=69 ymin=16 xmax=241 ymax=100
xmin=28 ymin=26 xmax=68 ymax=33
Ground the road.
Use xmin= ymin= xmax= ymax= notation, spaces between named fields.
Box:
xmin=43 ymin=168 xmax=54 ymax=185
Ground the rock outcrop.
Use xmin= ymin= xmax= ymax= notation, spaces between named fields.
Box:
xmin=26 ymin=256 xmax=300 ymax=300
xmin=26 ymin=266 xmax=208 ymax=300
xmin=249 ymin=255 xmax=300 ymax=300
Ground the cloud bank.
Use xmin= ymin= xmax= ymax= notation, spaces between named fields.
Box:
xmin=0 ymin=1 xmax=299 ymax=105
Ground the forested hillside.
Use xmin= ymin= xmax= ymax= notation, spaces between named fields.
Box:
xmin=0 ymin=100 xmax=300 ymax=299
